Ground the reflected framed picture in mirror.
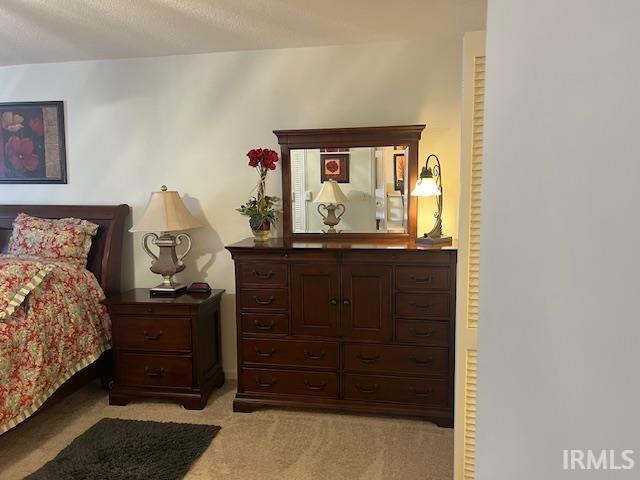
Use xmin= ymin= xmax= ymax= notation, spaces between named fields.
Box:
xmin=394 ymin=153 xmax=406 ymax=191
xmin=320 ymin=153 xmax=349 ymax=183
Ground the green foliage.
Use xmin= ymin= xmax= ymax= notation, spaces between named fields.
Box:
xmin=237 ymin=195 xmax=280 ymax=230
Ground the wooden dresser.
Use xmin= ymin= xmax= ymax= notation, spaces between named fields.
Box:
xmin=227 ymin=238 xmax=456 ymax=427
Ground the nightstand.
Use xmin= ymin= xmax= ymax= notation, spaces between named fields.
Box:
xmin=107 ymin=288 xmax=225 ymax=410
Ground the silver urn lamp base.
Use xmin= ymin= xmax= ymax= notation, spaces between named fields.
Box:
xmin=143 ymin=231 xmax=192 ymax=296
xmin=317 ymin=203 xmax=346 ymax=233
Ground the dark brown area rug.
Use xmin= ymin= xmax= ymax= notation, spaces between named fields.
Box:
xmin=25 ymin=418 xmax=221 ymax=480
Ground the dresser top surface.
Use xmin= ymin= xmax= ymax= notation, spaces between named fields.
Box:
xmin=226 ymin=237 xmax=457 ymax=251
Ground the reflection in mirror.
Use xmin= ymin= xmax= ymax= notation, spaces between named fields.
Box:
xmin=290 ymin=146 xmax=409 ymax=234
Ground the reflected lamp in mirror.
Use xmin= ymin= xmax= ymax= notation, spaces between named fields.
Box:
xmin=130 ymin=185 xmax=203 ymax=296
xmin=313 ymin=180 xmax=348 ymax=233
xmin=411 ymin=154 xmax=452 ymax=245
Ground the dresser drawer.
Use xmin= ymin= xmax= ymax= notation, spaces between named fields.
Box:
xmin=344 ymin=344 xmax=449 ymax=377
xmin=241 ymin=313 xmax=288 ymax=335
xmin=113 ymin=316 xmax=191 ymax=352
xmin=237 ymin=262 xmax=288 ymax=287
xmin=109 ymin=303 xmax=191 ymax=316
xmin=396 ymin=319 xmax=450 ymax=346
xmin=241 ymin=339 xmax=338 ymax=369
xmin=344 ymin=374 xmax=449 ymax=407
xmin=239 ymin=289 xmax=288 ymax=311
xmin=241 ymin=368 xmax=337 ymax=398
xmin=116 ymin=353 xmax=192 ymax=388
xmin=396 ymin=266 xmax=450 ymax=291
xmin=395 ymin=293 xmax=450 ymax=317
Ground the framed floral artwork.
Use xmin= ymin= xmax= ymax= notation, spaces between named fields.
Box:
xmin=320 ymin=153 xmax=349 ymax=183
xmin=0 ymin=101 xmax=67 ymax=184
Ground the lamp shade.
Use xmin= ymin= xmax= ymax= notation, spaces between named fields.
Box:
xmin=313 ymin=180 xmax=348 ymax=204
xmin=130 ymin=186 xmax=203 ymax=233
xmin=411 ymin=177 xmax=441 ymax=197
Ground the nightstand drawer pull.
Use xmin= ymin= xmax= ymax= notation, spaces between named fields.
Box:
xmin=410 ymin=386 xmax=434 ymax=397
xmin=143 ymin=330 xmax=164 ymax=341
xmin=304 ymin=380 xmax=327 ymax=391
xmin=303 ymin=349 xmax=326 ymax=360
xmin=357 ymin=353 xmax=380 ymax=364
xmin=144 ymin=366 xmax=165 ymax=377
xmin=355 ymin=383 xmax=379 ymax=394
xmin=255 ymin=377 xmax=278 ymax=387
xmin=253 ymin=346 xmax=276 ymax=357
xmin=253 ymin=319 xmax=276 ymax=330
xmin=410 ymin=356 xmax=434 ymax=366
xmin=253 ymin=295 xmax=275 ymax=306
xmin=409 ymin=302 xmax=435 ymax=310
xmin=409 ymin=328 xmax=434 ymax=337
xmin=253 ymin=270 xmax=274 ymax=279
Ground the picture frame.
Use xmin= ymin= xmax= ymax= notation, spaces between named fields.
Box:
xmin=320 ymin=153 xmax=350 ymax=183
xmin=0 ymin=101 xmax=67 ymax=184
xmin=394 ymin=153 xmax=406 ymax=191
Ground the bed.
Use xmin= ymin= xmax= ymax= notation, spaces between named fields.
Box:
xmin=0 ymin=204 xmax=129 ymax=434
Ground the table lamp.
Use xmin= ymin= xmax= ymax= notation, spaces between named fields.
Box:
xmin=411 ymin=154 xmax=452 ymax=245
xmin=314 ymin=179 xmax=348 ymax=233
xmin=130 ymin=185 xmax=203 ymax=296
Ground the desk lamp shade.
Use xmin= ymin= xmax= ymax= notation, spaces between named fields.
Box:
xmin=131 ymin=186 xmax=203 ymax=296
xmin=313 ymin=180 xmax=348 ymax=233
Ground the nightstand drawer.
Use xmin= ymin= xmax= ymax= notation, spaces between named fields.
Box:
xmin=117 ymin=353 xmax=192 ymax=388
xmin=113 ymin=316 xmax=191 ymax=352
xmin=239 ymin=289 xmax=288 ymax=311
xmin=109 ymin=303 xmax=191 ymax=317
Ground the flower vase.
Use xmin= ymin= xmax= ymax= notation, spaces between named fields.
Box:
xmin=252 ymin=220 xmax=271 ymax=242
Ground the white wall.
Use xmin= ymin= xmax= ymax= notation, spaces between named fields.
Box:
xmin=0 ymin=37 xmax=470 ymax=378
xmin=479 ymin=1 xmax=640 ymax=478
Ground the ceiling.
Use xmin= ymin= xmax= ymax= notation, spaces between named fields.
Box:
xmin=0 ymin=0 xmax=486 ymax=66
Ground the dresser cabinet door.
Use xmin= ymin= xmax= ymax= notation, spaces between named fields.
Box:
xmin=341 ymin=264 xmax=392 ymax=341
xmin=291 ymin=264 xmax=341 ymax=337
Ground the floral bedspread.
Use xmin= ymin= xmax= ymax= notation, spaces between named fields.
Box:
xmin=0 ymin=254 xmax=111 ymax=434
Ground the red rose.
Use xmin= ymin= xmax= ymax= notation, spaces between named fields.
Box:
xmin=29 ymin=117 xmax=44 ymax=136
xmin=6 ymin=136 xmax=39 ymax=172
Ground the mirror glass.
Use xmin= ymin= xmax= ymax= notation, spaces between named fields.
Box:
xmin=290 ymin=146 xmax=409 ymax=234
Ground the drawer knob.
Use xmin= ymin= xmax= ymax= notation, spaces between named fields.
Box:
xmin=343 ymin=299 xmax=350 ymax=305
xmin=144 ymin=366 xmax=165 ymax=377
xmin=410 ymin=386 xmax=434 ymax=397
xmin=253 ymin=319 xmax=276 ymax=330
xmin=253 ymin=295 xmax=275 ymax=306
xmin=410 ymin=356 xmax=434 ymax=366
xmin=303 ymin=349 xmax=326 ymax=360
xmin=255 ymin=377 xmax=278 ymax=387
xmin=409 ymin=302 xmax=435 ymax=310
xmin=410 ymin=275 xmax=434 ymax=283
xmin=329 ymin=298 xmax=338 ymax=305
xmin=304 ymin=380 xmax=327 ymax=391
xmin=146 ymin=307 xmax=153 ymax=313
xmin=253 ymin=346 xmax=276 ymax=357
xmin=253 ymin=270 xmax=274 ymax=279
xmin=355 ymin=383 xmax=379 ymax=394
xmin=357 ymin=353 xmax=380 ymax=364
xmin=409 ymin=328 xmax=435 ymax=337
xmin=143 ymin=330 xmax=164 ymax=341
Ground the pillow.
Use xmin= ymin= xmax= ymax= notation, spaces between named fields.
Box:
xmin=7 ymin=213 xmax=99 ymax=267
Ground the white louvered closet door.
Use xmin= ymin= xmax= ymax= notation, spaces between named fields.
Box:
xmin=454 ymin=30 xmax=485 ymax=480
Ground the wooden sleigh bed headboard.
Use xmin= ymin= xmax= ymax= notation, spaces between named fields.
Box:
xmin=0 ymin=204 xmax=130 ymax=296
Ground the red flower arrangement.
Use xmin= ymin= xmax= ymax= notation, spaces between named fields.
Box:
xmin=238 ymin=148 xmax=281 ymax=238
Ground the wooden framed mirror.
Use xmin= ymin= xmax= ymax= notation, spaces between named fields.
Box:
xmin=274 ymin=125 xmax=425 ymax=241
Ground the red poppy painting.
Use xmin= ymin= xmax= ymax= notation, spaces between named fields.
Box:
xmin=0 ymin=101 xmax=67 ymax=184
xmin=320 ymin=153 xmax=349 ymax=183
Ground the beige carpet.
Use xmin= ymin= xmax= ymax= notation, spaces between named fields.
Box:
xmin=0 ymin=381 xmax=453 ymax=480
